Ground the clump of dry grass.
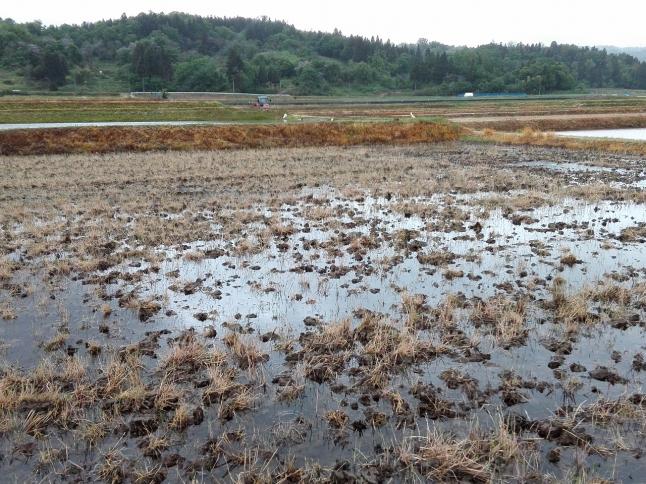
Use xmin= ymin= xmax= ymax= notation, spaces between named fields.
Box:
xmin=305 ymin=319 xmax=354 ymax=353
xmin=132 ymin=464 xmax=166 ymax=484
xmin=102 ymin=352 xmax=144 ymax=398
xmin=154 ymin=380 xmax=182 ymax=411
xmin=443 ymin=269 xmax=464 ymax=280
xmin=135 ymin=298 xmax=162 ymax=322
xmin=398 ymin=412 xmax=538 ymax=481
xmin=587 ymin=283 xmax=632 ymax=305
xmin=618 ymin=224 xmax=646 ymax=242
xmin=169 ymin=404 xmax=191 ymax=431
xmin=471 ymin=296 xmax=527 ymax=347
xmin=274 ymin=365 xmax=306 ymax=402
xmin=549 ymin=279 xmax=595 ymax=331
xmin=97 ymin=449 xmax=126 ymax=483
xmin=269 ymin=219 xmax=295 ymax=237
xmin=139 ymin=435 xmax=169 ymax=458
xmin=183 ymin=250 xmax=206 ymax=262
xmin=0 ymin=258 xmax=14 ymax=281
xmin=78 ymin=420 xmax=108 ymax=446
xmin=324 ymin=409 xmax=349 ymax=429
xmin=222 ymin=332 xmax=269 ymax=370
xmin=0 ymin=301 xmax=17 ymax=320
xmin=202 ymin=367 xmax=241 ymax=404
xmin=100 ymin=303 xmax=112 ymax=318
xmin=401 ymin=292 xmax=428 ymax=327
xmin=560 ymin=252 xmax=580 ymax=267
xmin=479 ymin=191 xmax=549 ymax=211
xmin=0 ymin=365 xmax=80 ymax=434
xmin=304 ymin=206 xmax=334 ymax=221
xmin=297 ymin=319 xmax=355 ymax=384
xmin=581 ymin=397 xmax=646 ymax=425
xmin=383 ymin=390 xmax=411 ymax=415
xmin=352 ymin=313 xmax=442 ymax=390
xmin=163 ymin=337 xmax=226 ymax=376
xmin=218 ymin=386 xmax=257 ymax=420
xmin=43 ymin=330 xmax=69 ymax=351
xmin=86 ymin=340 xmax=102 ymax=356
xmin=399 ymin=430 xmax=496 ymax=482
xmin=416 ymin=250 xmax=456 ymax=266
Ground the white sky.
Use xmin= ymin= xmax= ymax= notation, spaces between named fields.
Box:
xmin=2 ymin=0 xmax=645 ymax=47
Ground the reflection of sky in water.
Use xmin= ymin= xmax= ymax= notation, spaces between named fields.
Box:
xmin=2 ymin=189 xmax=645 ymax=480
xmin=117 ymin=194 xmax=645 ymax=471
xmin=114 ymin=195 xmax=645 ymax=338
xmin=558 ymin=128 xmax=646 ymax=141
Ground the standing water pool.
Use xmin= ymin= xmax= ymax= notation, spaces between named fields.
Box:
xmin=557 ymin=127 xmax=646 ymax=141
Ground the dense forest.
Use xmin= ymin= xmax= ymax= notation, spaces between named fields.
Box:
xmin=1 ymin=12 xmax=646 ymax=95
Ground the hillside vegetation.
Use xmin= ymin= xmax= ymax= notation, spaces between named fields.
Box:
xmin=1 ymin=12 xmax=646 ymax=95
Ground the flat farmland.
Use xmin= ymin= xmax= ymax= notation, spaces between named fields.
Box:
xmin=2 ymin=95 xmax=646 ymax=132
xmin=0 ymin=138 xmax=645 ymax=482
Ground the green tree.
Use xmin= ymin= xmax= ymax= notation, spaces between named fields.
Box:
xmin=131 ymin=34 xmax=176 ymax=89
xmin=295 ymin=65 xmax=328 ymax=94
xmin=636 ymin=63 xmax=646 ymax=89
xmin=226 ymin=47 xmax=245 ymax=92
xmin=1 ymin=14 xmax=645 ymax=94
xmin=72 ymin=66 xmax=92 ymax=87
xmin=31 ymin=45 xmax=69 ymax=90
xmin=174 ymin=57 xmax=227 ymax=91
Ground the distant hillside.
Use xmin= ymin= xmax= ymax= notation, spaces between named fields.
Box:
xmin=1 ymin=12 xmax=645 ymax=95
xmin=599 ymin=46 xmax=646 ymax=62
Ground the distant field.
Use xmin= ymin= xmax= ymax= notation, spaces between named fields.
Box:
xmin=2 ymin=94 xmax=646 ymax=129
xmin=286 ymin=96 xmax=646 ymax=119
xmin=0 ymin=99 xmax=279 ymax=124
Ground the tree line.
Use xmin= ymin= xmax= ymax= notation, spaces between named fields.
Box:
xmin=1 ymin=12 xmax=645 ymax=94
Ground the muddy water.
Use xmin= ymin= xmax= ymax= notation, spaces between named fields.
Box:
xmin=132 ymin=197 xmax=643 ymax=337
xmin=4 ymin=195 xmax=645 ymax=477
xmin=1 ymin=147 xmax=645 ymax=482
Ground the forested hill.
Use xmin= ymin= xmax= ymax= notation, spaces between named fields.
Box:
xmin=1 ymin=12 xmax=646 ymax=95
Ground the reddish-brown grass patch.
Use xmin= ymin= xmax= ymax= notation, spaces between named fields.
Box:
xmin=0 ymin=122 xmax=461 ymax=156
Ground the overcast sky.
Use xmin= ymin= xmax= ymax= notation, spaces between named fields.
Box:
xmin=3 ymin=0 xmax=645 ymax=47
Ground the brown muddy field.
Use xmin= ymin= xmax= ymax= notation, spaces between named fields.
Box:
xmin=0 ymin=142 xmax=645 ymax=483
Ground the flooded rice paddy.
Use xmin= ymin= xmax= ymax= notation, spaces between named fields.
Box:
xmin=0 ymin=142 xmax=645 ymax=482
xmin=558 ymin=128 xmax=646 ymax=141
